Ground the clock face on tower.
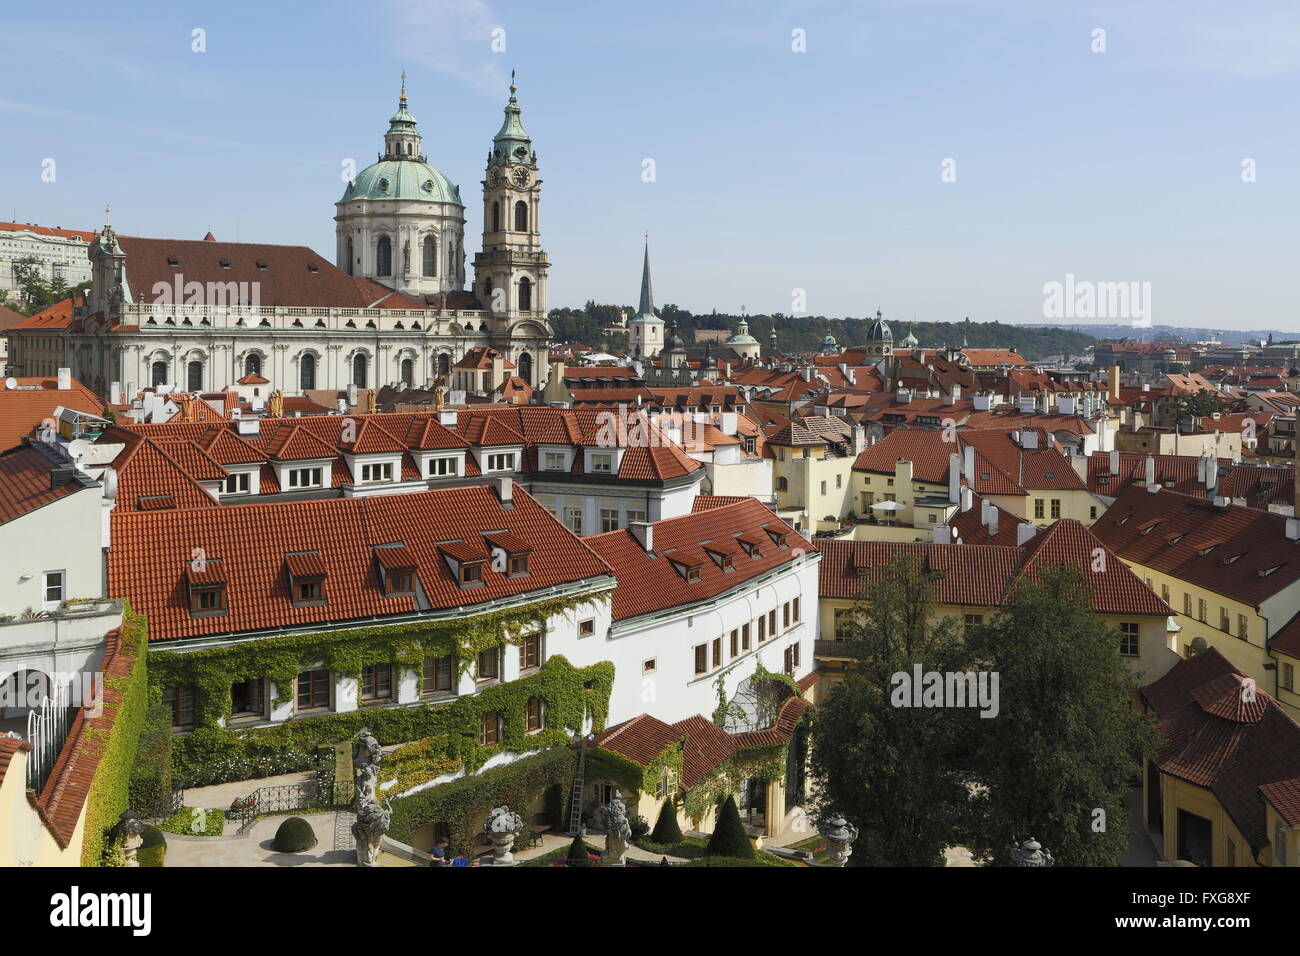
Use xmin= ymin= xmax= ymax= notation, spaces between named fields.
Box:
xmin=511 ymin=167 xmax=530 ymax=188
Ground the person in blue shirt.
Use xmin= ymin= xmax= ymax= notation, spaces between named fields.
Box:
xmin=428 ymin=837 xmax=449 ymax=867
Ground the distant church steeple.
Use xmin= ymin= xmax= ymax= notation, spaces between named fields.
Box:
xmin=628 ymin=238 xmax=664 ymax=358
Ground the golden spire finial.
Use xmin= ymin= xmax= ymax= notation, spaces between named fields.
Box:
xmin=400 ymin=70 xmax=407 ymax=100
xmin=509 ymin=69 xmax=516 ymax=96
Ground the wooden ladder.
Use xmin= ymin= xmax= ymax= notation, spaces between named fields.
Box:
xmin=567 ymin=739 xmax=588 ymax=835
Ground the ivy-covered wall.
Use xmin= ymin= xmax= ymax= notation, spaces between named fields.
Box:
xmin=164 ymin=654 xmax=614 ymax=788
xmin=81 ymin=604 xmax=150 ymax=866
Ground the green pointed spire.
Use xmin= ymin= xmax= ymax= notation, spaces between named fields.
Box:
xmin=491 ymin=70 xmax=533 ymax=165
xmin=638 ymin=239 xmax=654 ymax=317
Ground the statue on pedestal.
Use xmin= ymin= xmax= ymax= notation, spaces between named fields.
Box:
xmin=483 ymin=805 xmax=524 ymax=865
xmin=598 ymin=790 xmax=632 ymax=866
xmin=118 ymin=811 xmax=146 ymax=868
xmin=351 ymin=728 xmax=391 ymax=867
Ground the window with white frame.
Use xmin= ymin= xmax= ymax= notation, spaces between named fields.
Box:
xmin=486 ymin=452 xmax=516 ymax=472
xmin=223 ymin=472 xmax=250 ymax=494
xmin=360 ymin=462 xmax=393 ymax=483
xmin=564 ymin=507 xmax=583 ymax=535
xmin=590 ymin=452 xmax=614 ymax=473
xmin=544 ymin=451 xmax=565 ymax=471
xmin=428 ymin=456 xmax=459 ymax=477
xmin=600 ymin=509 xmax=619 ymax=533
xmin=287 ymin=467 xmax=324 ymax=489
xmin=42 ymin=570 xmax=64 ymax=608
xmin=626 ymin=509 xmax=647 ymax=525
xmin=1119 ymin=622 xmax=1140 ymax=657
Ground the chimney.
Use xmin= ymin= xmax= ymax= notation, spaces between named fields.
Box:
xmin=1205 ymin=456 xmax=1219 ymax=496
xmin=962 ymin=445 xmax=974 ymax=479
xmin=1109 ymin=448 xmax=1119 ymax=476
xmin=347 ymin=383 xmax=358 ymax=407
xmin=110 ymin=380 xmax=122 ymax=405
xmin=1287 ymin=518 xmax=1300 ymax=541
xmin=980 ymin=497 xmax=992 ymax=525
xmin=1197 ymin=455 xmax=1207 ymax=484
xmin=1017 ymin=523 xmax=1037 ymax=546
xmin=720 ymin=412 xmax=738 ymax=436
xmin=236 ymin=417 xmax=260 ymax=437
xmin=1108 ymin=364 xmax=1121 ymax=401
xmin=932 ymin=525 xmax=952 ymax=544
xmin=438 ymin=408 xmax=458 ymax=428
xmin=973 ymin=393 xmax=991 ymax=412
xmin=896 ymin=387 xmax=912 ymax=405
xmin=1058 ymin=396 xmax=1075 ymax=415
xmin=57 ymin=367 xmax=71 ymax=391
xmin=950 ymin=384 xmax=961 ymax=403
xmin=1145 ymin=454 xmax=1157 ymax=492
xmin=961 ymin=485 xmax=973 ymax=513
xmin=1022 ymin=429 xmax=1039 ymax=450
xmin=496 ymin=475 xmax=514 ymax=507
xmin=1018 ymin=394 xmax=1035 ymax=413
xmin=948 ymin=453 xmax=961 ymax=504
xmin=630 ymin=520 xmax=654 ymax=552
xmin=1069 ymin=453 xmax=1087 ymax=482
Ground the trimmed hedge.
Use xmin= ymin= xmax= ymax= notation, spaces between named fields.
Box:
xmin=705 ymin=795 xmax=754 ymax=859
xmin=160 ymin=806 xmax=224 ymax=836
xmin=650 ymin=799 xmax=683 ymax=844
xmin=128 ymin=703 xmax=173 ymax=818
xmin=81 ymin=605 xmax=150 ymax=867
xmin=137 ymin=824 xmax=166 ymax=867
xmin=566 ymin=834 xmax=591 ymax=866
xmin=272 ymin=816 xmax=318 ymax=852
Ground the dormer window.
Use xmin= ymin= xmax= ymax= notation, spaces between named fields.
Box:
xmin=286 ymin=552 xmax=327 ymax=608
xmin=590 ymin=452 xmax=614 ymax=473
xmin=360 ymin=462 xmax=394 ymax=483
xmin=460 ymin=561 xmax=484 ymax=585
xmin=486 ymin=452 xmax=516 ymax=472
xmin=374 ymin=544 xmax=418 ymax=596
xmin=186 ymin=558 xmax=228 ymax=618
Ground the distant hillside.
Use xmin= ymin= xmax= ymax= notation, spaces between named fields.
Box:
xmin=1015 ymin=323 xmax=1300 ymax=347
xmin=549 ymin=303 xmax=1097 ymax=363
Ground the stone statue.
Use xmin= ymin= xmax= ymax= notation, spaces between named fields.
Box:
xmin=433 ymin=385 xmax=446 ymax=409
xmin=598 ymin=790 xmax=632 ymax=866
xmin=352 ymin=728 xmax=383 ymax=811
xmin=350 ymin=728 xmax=392 ymax=865
xmin=483 ymin=805 xmax=524 ymax=865
xmin=366 ymin=389 xmax=378 ymax=414
xmin=118 ymin=811 xmax=146 ymax=868
xmin=820 ymin=815 xmax=859 ymax=867
xmin=1010 ymin=836 xmax=1054 ymax=867
xmin=352 ymin=799 xmax=392 ymax=867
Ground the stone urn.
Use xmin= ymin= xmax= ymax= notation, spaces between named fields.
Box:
xmin=118 ymin=811 xmax=146 ymax=868
xmin=820 ymin=815 xmax=859 ymax=866
xmin=483 ymin=805 xmax=524 ymax=865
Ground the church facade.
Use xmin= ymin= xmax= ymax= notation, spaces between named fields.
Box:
xmin=63 ymin=80 xmax=552 ymax=400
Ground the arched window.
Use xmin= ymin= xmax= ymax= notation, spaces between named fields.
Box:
xmin=491 ymin=201 xmax=500 ymax=232
xmin=518 ymin=277 xmax=532 ymax=311
xmin=187 ymin=361 xmax=203 ymax=392
xmin=353 ymin=353 xmax=368 ymax=389
xmin=376 ymin=237 xmax=392 ymax=276
xmin=514 ymin=200 xmax=528 ymax=232
xmin=777 ymin=476 xmax=788 ymax=492
xmin=518 ymin=352 xmax=533 ymax=385
xmin=151 ymin=361 xmax=168 ymax=386
xmin=406 ymin=142 xmax=412 ymax=155
xmin=400 ymin=358 xmax=414 ymax=387
xmin=483 ymin=276 xmax=493 ymax=297
xmin=437 ymin=353 xmax=450 ymax=377
xmin=244 ymin=354 xmax=261 ymax=377
xmin=422 ymin=236 xmax=436 ymax=277
xmin=345 ymin=237 xmax=354 ymax=276
xmin=299 ymin=353 xmax=316 ymax=391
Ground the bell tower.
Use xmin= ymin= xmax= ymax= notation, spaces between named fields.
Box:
xmin=473 ymin=73 xmax=549 ymax=323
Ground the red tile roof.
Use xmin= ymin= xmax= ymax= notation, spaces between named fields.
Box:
xmin=0 ymin=220 xmax=96 ymax=241
xmin=1142 ymin=648 xmax=1300 ymax=854
xmin=0 ymin=443 xmax=95 ymax=525
xmin=0 ymin=375 xmax=105 ymax=451
xmin=820 ymin=520 xmax=1168 ymax=616
xmin=1090 ymin=486 xmax=1300 ymax=606
xmin=585 ymin=498 xmax=811 ymax=620
xmin=108 ymin=484 xmax=614 ymax=642
xmin=0 ymin=736 xmax=32 ymax=788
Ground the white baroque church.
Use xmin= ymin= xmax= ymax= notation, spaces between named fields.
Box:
xmin=64 ymin=78 xmax=552 ymax=399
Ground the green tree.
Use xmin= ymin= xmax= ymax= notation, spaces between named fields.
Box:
xmin=965 ymin=565 xmax=1156 ymax=866
xmin=704 ymin=794 xmax=753 ymax=859
xmin=808 ymin=554 xmax=976 ymax=866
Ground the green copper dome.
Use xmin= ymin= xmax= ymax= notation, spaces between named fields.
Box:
xmin=727 ymin=316 xmax=757 ymax=345
xmin=340 ymin=160 xmax=462 ymax=204
xmin=901 ymin=329 xmax=919 ymax=347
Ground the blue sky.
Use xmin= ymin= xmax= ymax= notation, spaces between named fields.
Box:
xmin=3 ymin=0 xmax=1298 ymax=330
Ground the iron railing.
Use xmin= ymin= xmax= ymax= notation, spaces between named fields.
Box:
xmin=25 ymin=687 xmax=72 ymax=795
xmin=230 ymin=781 xmax=321 ymax=834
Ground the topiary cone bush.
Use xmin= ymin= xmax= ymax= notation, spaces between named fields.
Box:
xmin=705 ymin=795 xmax=753 ymax=859
xmin=650 ymin=799 xmax=683 ymax=844
xmin=272 ymin=816 xmax=318 ymax=853
xmin=566 ymin=833 xmax=591 ymax=867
